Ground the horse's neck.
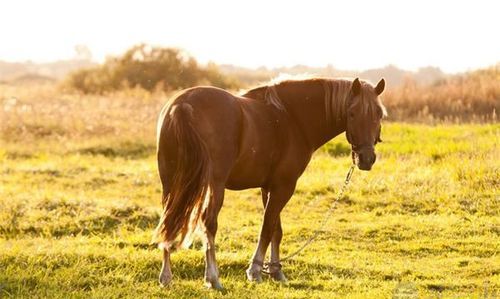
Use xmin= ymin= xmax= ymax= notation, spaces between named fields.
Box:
xmin=276 ymin=80 xmax=347 ymax=150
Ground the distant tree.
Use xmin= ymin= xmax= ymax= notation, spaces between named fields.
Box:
xmin=65 ymin=44 xmax=240 ymax=93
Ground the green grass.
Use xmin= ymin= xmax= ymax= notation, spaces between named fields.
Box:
xmin=0 ymin=123 xmax=499 ymax=298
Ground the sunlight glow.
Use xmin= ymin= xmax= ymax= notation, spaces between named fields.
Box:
xmin=1 ymin=0 xmax=499 ymax=72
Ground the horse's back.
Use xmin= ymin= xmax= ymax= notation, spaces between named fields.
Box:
xmin=158 ymin=86 xmax=291 ymax=190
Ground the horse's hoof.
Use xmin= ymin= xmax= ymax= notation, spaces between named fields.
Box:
xmin=204 ymin=279 xmax=224 ymax=290
xmin=270 ymin=270 xmax=288 ymax=283
xmin=159 ymin=274 xmax=173 ymax=287
xmin=246 ymin=268 xmax=263 ymax=283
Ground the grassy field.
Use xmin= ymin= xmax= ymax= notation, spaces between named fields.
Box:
xmin=0 ymin=121 xmax=498 ymax=298
xmin=0 ymin=85 xmax=499 ymax=298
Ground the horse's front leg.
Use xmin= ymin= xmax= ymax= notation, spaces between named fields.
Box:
xmin=247 ymin=183 xmax=295 ymax=282
xmin=268 ymin=216 xmax=287 ymax=281
xmin=260 ymin=188 xmax=287 ymax=282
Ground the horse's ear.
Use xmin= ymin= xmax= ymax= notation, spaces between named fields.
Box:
xmin=352 ymin=78 xmax=361 ymax=96
xmin=375 ymin=78 xmax=385 ymax=95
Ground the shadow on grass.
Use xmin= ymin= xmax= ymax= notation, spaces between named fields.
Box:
xmin=76 ymin=141 xmax=155 ymax=159
xmin=0 ymin=200 xmax=160 ymax=238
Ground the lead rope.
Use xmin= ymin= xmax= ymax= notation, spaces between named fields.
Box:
xmin=262 ymin=163 xmax=356 ymax=275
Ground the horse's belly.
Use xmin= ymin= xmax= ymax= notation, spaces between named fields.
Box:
xmin=225 ymin=151 xmax=274 ymax=190
xmin=225 ymin=180 xmax=261 ymax=190
xmin=225 ymin=174 xmax=264 ymax=190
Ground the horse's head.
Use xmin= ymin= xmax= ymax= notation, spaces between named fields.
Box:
xmin=346 ymin=78 xmax=386 ymax=171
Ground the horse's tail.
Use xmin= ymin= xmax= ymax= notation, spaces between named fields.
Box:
xmin=153 ymin=102 xmax=211 ymax=250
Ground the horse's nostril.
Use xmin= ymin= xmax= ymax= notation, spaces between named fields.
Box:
xmin=359 ymin=153 xmax=376 ymax=165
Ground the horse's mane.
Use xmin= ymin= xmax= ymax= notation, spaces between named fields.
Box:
xmin=241 ymin=74 xmax=321 ymax=111
xmin=322 ymin=79 xmax=352 ymax=128
xmin=242 ymin=75 xmax=386 ymax=127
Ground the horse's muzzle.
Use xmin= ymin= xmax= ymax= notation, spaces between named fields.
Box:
xmin=352 ymin=146 xmax=376 ymax=171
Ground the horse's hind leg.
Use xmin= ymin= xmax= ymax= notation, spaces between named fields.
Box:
xmin=157 ymin=149 xmax=175 ymax=287
xmin=159 ymin=248 xmax=173 ymax=286
xmin=157 ymin=186 xmax=174 ymax=287
xmin=260 ymin=188 xmax=287 ymax=282
xmin=201 ymin=185 xmax=225 ymax=290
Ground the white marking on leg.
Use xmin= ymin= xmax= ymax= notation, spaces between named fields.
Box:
xmin=204 ymin=233 xmax=223 ymax=289
xmin=159 ymin=248 xmax=173 ymax=286
xmin=246 ymin=238 xmax=267 ymax=282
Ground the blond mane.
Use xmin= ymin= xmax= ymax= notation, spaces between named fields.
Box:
xmin=322 ymin=79 xmax=352 ymax=129
xmin=264 ymin=84 xmax=286 ymax=111
xmin=244 ymin=75 xmax=387 ymax=125
xmin=244 ymin=73 xmax=316 ymax=111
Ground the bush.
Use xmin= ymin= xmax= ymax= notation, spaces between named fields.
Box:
xmin=64 ymin=44 xmax=240 ymax=93
xmin=383 ymin=64 xmax=500 ymax=122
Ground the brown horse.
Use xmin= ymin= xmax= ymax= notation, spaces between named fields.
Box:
xmin=153 ymin=77 xmax=386 ymax=289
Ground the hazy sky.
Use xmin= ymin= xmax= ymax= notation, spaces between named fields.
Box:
xmin=1 ymin=0 xmax=499 ymax=72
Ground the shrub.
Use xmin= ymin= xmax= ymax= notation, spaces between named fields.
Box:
xmin=383 ymin=64 xmax=500 ymax=122
xmin=64 ymin=44 xmax=240 ymax=93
